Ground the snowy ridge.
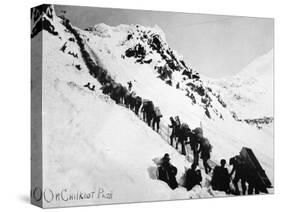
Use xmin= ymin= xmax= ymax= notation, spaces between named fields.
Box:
xmin=32 ymin=5 xmax=273 ymax=207
xmin=79 ymin=22 xmax=235 ymax=121
xmin=207 ymin=50 xmax=273 ymax=122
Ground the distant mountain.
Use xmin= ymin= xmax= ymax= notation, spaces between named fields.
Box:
xmin=207 ymin=50 xmax=273 ymax=123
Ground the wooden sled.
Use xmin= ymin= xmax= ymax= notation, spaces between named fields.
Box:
xmin=240 ymin=147 xmax=272 ymax=193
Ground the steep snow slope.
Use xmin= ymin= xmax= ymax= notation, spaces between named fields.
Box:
xmin=79 ymin=24 xmax=228 ymax=121
xmin=76 ymin=23 xmax=273 ymax=181
xmin=207 ymin=50 xmax=273 ymax=120
xmin=40 ymin=10 xmax=223 ymax=208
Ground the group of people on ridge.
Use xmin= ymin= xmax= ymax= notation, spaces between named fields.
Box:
xmin=168 ymin=116 xmax=212 ymax=174
xmin=101 ymin=79 xmax=164 ymax=133
xmin=104 ymin=79 xmax=164 ymax=133
xmin=64 ymin=14 xmax=164 ymax=134
xmin=212 ymin=156 xmax=261 ymax=194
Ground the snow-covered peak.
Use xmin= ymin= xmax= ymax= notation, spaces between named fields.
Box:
xmin=90 ymin=23 xmax=168 ymax=42
xmin=82 ymin=21 xmax=201 ymax=86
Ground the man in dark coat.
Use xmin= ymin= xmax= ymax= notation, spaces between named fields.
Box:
xmin=187 ymin=128 xmax=202 ymax=166
xmin=184 ymin=163 xmax=202 ymax=191
xmin=246 ymin=166 xmax=261 ymax=195
xmin=141 ymin=100 xmax=154 ymax=126
xmin=152 ymin=107 xmax=162 ymax=132
xmin=124 ymin=92 xmax=131 ymax=108
xmin=129 ymin=92 xmax=137 ymax=110
xmin=229 ymin=156 xmax=247 ymax=195
xmin=119 ymin=85 xmax=128 ymax=105
xmin=199 ymin=137 xmax=212 ymax=174
xmin=134 ymin=96 xmax=142 ymax=115
xmin=110 ymin=83 xmax=122 ymax=104
xmin=211 ymin=159 xmax=230 ymax=192
xmin=146 ymin=101 xmax=154 ymax=126
xmin=176 ymin=123 xmax=190 ymax=155
xmin=158 ymin=153 xmax=178 ymax=190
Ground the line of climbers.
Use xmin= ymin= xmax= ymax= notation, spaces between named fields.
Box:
xmin=157 ymin=153 xmax=262 ymax=195
xmin=63 ymin=16 xmax=213 ymax=190
xmin=63 ymin=18 xmax=164 ymax=134
xmin=62 ymin=18 xmax=211 ymax=165
xmin=168 ymin=116 xmax=212 ymax=174
xmin=62 ymin=18 xmax=263 ymax=196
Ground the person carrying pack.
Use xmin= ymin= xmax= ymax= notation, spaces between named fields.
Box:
xmin=158 ymin=153 xmax=178 ymax=190
xmin=200 ymin=137 xmax=212 ymax=174
xmin=146 ymin=101 xmax=154 ymax=127
xmin=177 ymin=123 xmax=190 ymax=155
xmin=152 ymin=107 xmax=162 ymax=132
xmin=174 ymin=116 xmax=181 ymax=148
xmin=134 ymin=96 xmax=142 ymax=115
xmin=229 ymin=155 xmax=247 ymax=195
xmin=184 ymin=163 xmax=202 ymax=191
xmin=211 ymin=159 xmax=230 ymax=193
xmin=188 ymin=127 xmax=202 ymax=166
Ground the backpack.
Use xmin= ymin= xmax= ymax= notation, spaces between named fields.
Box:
xmin=181 ymin=123 xmax=190 ymax=134
xmin=155 ymin=107 xmax=162 ymax=117
xmin=131 ymin=91 xmax=136 ymax=98
xmin=202 ymin=138 xmax=212 ymax=152
xmin=175 ymin=116 xmax=181 ymax=126
xmin=193 ymin=127 xmax=203 ymax=137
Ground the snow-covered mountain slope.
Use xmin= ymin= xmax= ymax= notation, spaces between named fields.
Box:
xmin=79 ymin=23 xmax=231 ymax=121
xmin=206 ymin=50 xmax=273 ymax=121
xmin=32 ymin=5 xmax=273 ymax=207
xmin=74 ymin=21 xmax=273 ymax=176
xmin=33 ymin=6 xmax=225 ymax=208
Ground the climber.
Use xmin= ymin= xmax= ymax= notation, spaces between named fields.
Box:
xmin=152 ymin=107 xmax=163 ymax=133
xmin=158 ymin=153 xmax=178 ymax=190
xmin=184 ymin=163 xmax=202 ymax=191
xmin=229 ymin=155 xmax=247 ymax=195
xmin=199 ymin=137 xmax=212 ymax=174
xmin=187 ymin=127 xmax=202 ymax=166
xmin=211 ymin=159 xmax=230 ymax=193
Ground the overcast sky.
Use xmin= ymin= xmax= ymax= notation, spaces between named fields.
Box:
xmin=55 ymin=5 xmax=273 ymax=78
